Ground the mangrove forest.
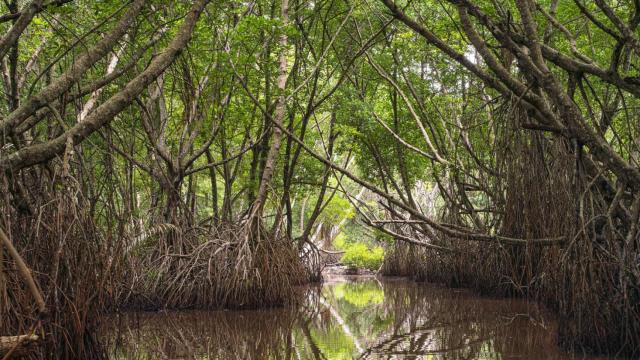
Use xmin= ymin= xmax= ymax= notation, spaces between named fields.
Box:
xmin=1 ymin=0 xmax=639 ymax=358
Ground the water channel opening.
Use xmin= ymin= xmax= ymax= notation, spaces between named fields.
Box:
xmin=101 ymin=275 xmax=607 ymax=359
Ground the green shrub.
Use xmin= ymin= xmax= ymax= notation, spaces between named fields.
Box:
xmin=341 ymin=243 xmax=384 ymax=270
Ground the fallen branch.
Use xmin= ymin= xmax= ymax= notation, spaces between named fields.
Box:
xmin=0 ymin=334 xmax=40 ymax=358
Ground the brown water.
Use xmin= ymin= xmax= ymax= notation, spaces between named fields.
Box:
xmin=101 ymin=276 xmax=608 ymax=359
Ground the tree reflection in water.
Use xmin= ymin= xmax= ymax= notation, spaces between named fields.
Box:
xmin=101 ymin=277 xmax=605 ymax=359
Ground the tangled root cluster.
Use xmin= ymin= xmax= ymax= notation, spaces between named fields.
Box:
xmin=2 ymin=184 xmax=115 ymax=359
xmin=119 ymin=221 xmax=308 ymax=309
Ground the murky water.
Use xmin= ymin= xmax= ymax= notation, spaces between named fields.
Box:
xmin=101 ymin=276 xmax=606 ymax=359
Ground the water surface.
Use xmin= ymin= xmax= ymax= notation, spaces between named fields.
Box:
xmin=102 ymin=276 xmax=605 ymax=359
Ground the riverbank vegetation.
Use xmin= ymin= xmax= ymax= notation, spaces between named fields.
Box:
xmin=1 ymin=0 xmax=639 ymax=358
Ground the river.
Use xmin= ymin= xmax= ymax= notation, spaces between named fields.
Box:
xmin=100 ymin=275 xmax=607 ymax=359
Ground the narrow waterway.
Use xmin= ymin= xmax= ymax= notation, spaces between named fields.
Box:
xmin=101 ymin=276 xmax=606 ymax=359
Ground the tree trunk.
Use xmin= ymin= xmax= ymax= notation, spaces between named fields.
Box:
xmin=251 ymin=0 xmax=289 ymax=218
